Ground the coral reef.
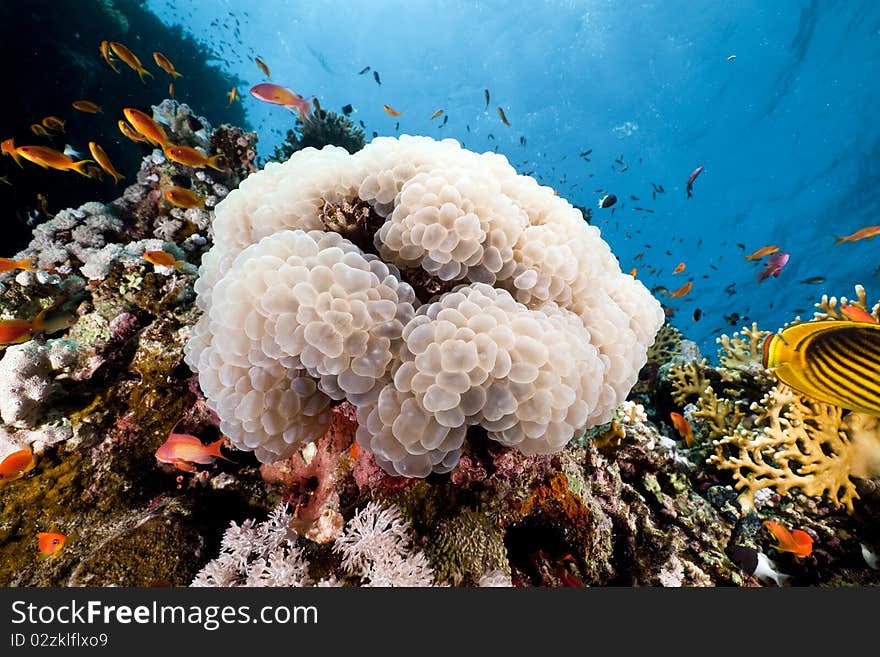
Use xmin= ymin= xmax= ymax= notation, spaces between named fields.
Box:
xmin=708 ymin=384 xmax=880 ymax=513
xmin=269 ymin=107 xmax=366 ymax=162
xmin=2 ymin=91 xmax=877 ymax=589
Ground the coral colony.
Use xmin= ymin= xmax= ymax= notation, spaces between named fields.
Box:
xmin=1 ymin=101 xmax=879 ymax=588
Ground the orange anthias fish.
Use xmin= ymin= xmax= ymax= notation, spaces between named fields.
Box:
xmin=100 ymin=40 xmax=120 ymax=74
xmin=155 ymin=432 xmax=233 ymax=473
xmin=0 ymin=449 xmax=35 ymax=484
xmin=0 ymin=257 xmax=37 ymax=273
xmin=163 ymin=145 xmax=225 ymax=172
xmin=118 ymin=119 xmax=148 ymax=144
xmin=835 ymin=225 xmax=880 ymax=245
xmin=673 ymin=262 xmax=686 ymax=274
xmin=37 ymin=532 xmax=66 ymax=556
xmin=668 ymin=281 xmax=693 ymax=298
xmin=249 ymin=83 xmax=311 ymax=119
xmin=227 ymin=86 xmax=238 ymax=106
xmin=123 ymin=108 xmax=170 ymax=149
xmin=255 ymin=56 xmax=271 ymax=79
xmin=30 ymin=124 xmax=52 ymax=138
xmin=41 ymin=116 xmax=65 ymax=132
xmin=153 ymin=51 xmax=182 ymax=78
xmin=109 ymin=41 xmax=153 ymax=83
xmin=15 ymin=146 xmax=94 ymax=176
xmin=0 ymin=307 xmax=77 ymax=345
xmin=629 ymin=267 xmax=637 ymax=278
xmin=430 ymin=109 xmax=444 ymax=120
xmin=840 ymin=304 xmax=878 ymax=324
xmin=143 ymin=250 xmax=186 ymax=271
xmin=168 ymin=82 xmax=175 ymax=99
xmin=669 ymin=412 xmax=695 ymax=447
xmin=88 ymin=142 xmax=124 ymax=184
xmin=164 ymin=187 xmax=205 ymax=209
xmin=744 ymin=245 xmax=780 ymax=261
xmin=765 ymin=520 xmax=813 ymax=558
xmin=1 ymin=138 xmax=23 ymax=167
xmin=497 ymin=107 xmax=511 ymax=126
xmin=72 ymin=100 xmax=102 ymax=114
xmin=383 ymin=104 xmax=402 ymax=117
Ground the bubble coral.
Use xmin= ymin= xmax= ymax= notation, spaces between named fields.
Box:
xmin=186 ymin=136 xmax=664 ymax=476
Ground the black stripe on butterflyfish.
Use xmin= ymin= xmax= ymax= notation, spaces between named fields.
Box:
xmin=807 ymin=344 xmax=878 ymax=410
xmin=770 ymin=320 xmax=880 ymax=415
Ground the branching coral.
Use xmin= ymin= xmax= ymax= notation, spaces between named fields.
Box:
xmin=186 ymin=136 xmax=664 ymax=476
xmin=813 ymin=284 xmax=879 ymax=322
xmin=716 ymin=322 xmax=770 ymax=371
xmin=708 ymin=384 xmax=880 ymax=513
xmin=668 ymin=358 xmax=710 ymax=406
xmin=692 ymin=386 xmax=746 ymax=441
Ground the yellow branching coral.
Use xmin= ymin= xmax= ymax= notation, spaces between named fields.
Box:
xmin=668 ymin=358 xmax=710 ymax=406
xmin=813 ymin=283 xmax=880 ymax=322
xmin=647 ymin=324 xmax=682 ymax=363
xmin=692 ymin=386 xmax=745 ymax=441
xmin=708 ymin=384 xmax=880 ymax=513
xmin=716 ymin=323 xmax=770 ymax=370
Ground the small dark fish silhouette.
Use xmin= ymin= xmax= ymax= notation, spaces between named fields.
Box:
xmin=484 ymin=88 xmax=490 ymax=107
xmin=359 ymin=120 xmax=366 ymax=128
xmin=373 ymin=70 xmax=381 ymax=85
xmin=358 ymin=66 xmax=371 ymax=75
xmin=520 ymin=136 xmax=526 ymax=146
xmin=598 ymin=194 xmax=617 ymax=209
xmin=630 ymin=195 xmax=639 ymax=201
xmin=341 ymin=104 xmax=353 ymax=116
xmin=686 ymin=165 xmax=704 ymax=198
xmin=693 ymin=308 xmax=702 ymax=321
xmin=497 ymin=107 xmax=511 ymax=126
xmin=800 ymin=276 xmax=826 ymax=285
xmin=579 ymin=149 xmax=592 ymax=160
xmin=442 ymin=115 xmax=448 ymax=126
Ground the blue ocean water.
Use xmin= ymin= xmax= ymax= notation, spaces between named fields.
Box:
xmin=145 ymin=0 xmax=880 ymax=356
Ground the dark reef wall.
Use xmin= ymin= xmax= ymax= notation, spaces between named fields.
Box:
xmin=0 ymin=0 xmax=247 ymax=253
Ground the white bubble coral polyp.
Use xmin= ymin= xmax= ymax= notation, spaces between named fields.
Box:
xmin=357 ymin=284 xmax=602 ymax=476
xmin=186 ymin=135 xmax=664 ymax=476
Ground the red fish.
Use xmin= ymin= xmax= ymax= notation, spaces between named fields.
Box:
xmin=744 ymin=245 xmax=779 ymax=261
xmin=0 ymin=448 xmax=35 ymax=484
xmin=668 ymin=281 xmax=693 ymax=298
xmin=834 ymin=225 xmax=880 ymax=245
xmin=37 ymin=532 xmax=66 ymax=556
xmin=686 ymin=165 xmax=704 ymax=198
xmin=255 ymin=56 xmax=271 ymax=79
xmin=757 ymin=251 xmax=790 ymax=283
xmin=249 ymin=83 xmax=311 ymax=119
xmin=0 ymin=257 xmax=37 ymax=273
xmin=669 ymin=412 xmax=694 ymax=447
xmin=673 ymin=262 xmax=686 ymax=274
xmin=155 ymin=431 xmax=233 ymax=473
xmin=765 ymin=520 xmax=813 ymax=558
xmin=0 ymin=307 xmax=77 ymax=345
xmin=840 ymin=304 xmax=877 ymax=324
